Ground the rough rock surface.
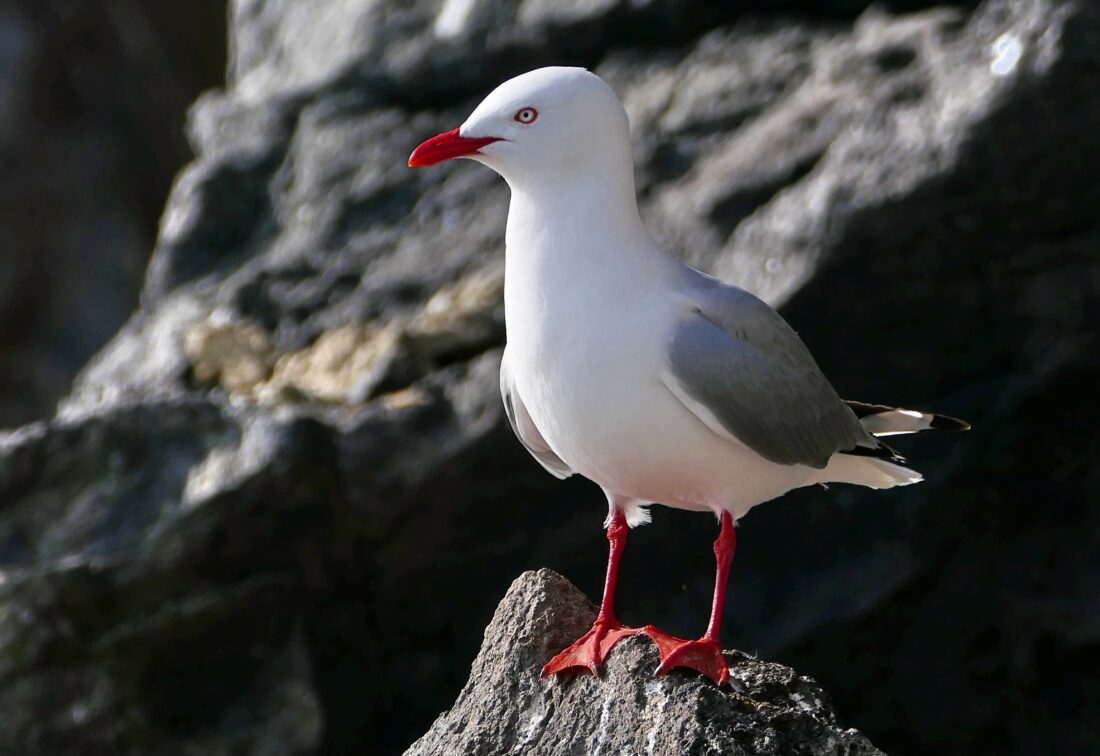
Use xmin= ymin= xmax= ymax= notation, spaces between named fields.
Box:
xmin=1 ymin=0 xmax=1098 ymax=754
xmin=407 ymin=569 xmax=883 ymax=756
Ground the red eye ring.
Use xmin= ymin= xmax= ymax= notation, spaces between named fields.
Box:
xmin=514 ymin=107 xmax=538 ymax=124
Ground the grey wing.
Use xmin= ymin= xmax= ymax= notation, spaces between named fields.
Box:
xmin=664 ymin=277 xmax=876 ymax=468
xmin=500 ymin=347 xmax=574 ymax=479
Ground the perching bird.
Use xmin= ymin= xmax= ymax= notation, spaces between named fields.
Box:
xmin=408 ymin=67 xmax=967 ymax=685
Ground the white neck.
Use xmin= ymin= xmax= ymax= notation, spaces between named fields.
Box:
xmin=502 ymin=150 xmax=672 ymax=276
xmin=500 ymin=157 xmax=679 ymax=350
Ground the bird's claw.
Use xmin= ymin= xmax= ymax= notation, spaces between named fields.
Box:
xmin=542 ymin=619 xmax=641 ymax=677
xmin=643 ymin=625 xmax=730 ymax=686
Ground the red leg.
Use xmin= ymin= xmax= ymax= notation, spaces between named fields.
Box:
xmin=644 ymin=511 xmax=735 ymax=685
xmin=542 ymin=507 xmax=640 ymax=676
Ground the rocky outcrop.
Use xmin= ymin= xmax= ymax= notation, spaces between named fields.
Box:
xmin=407 ymin=569 xmax=883 ymax=756
xmin=1 ymin=0 xmax=1099 ymax=754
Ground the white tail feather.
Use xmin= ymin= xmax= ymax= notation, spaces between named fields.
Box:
xmin=815 ymin=454 xmax=923 ymax=489
xmin=860 ymin=409 xmax=936 ymax=436
xmin=848 ymin=401 xmax=969 ymax=437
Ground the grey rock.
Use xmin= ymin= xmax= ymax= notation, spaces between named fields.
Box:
xmin=0 ymin=400 xmax=331 ymax=755
xmin=407 ymin=569 xmax=884 ymax=756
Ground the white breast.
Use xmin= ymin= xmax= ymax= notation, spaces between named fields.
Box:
xmin=505 ymin=243 xmax=813 ymax=517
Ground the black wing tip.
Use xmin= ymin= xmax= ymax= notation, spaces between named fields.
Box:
xmin=844 ymin=400 xmax=971 ymax=432
xmin=930 ymin=413 xmax=971 ymax=432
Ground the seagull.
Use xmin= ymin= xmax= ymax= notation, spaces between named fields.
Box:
xmin=408 ymin=67 xmax=968 ymax=685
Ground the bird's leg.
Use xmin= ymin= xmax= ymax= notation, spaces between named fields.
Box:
xmin=542 ymin=506 xmax=640 ymax=677
xmin=644 ymin=511 xmax=735 ymax=685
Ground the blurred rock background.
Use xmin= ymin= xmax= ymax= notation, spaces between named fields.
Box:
xmin=0 ymin=0 xmax=1098 ymax=754
xmin=0 ymin=1 xmax=227 ymax=427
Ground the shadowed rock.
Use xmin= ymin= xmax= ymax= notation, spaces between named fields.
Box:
xmin=407 ymin=569 xmax=883 ymax=756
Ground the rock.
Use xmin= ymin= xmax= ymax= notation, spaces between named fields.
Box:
xmin=0 ymin=350 xmax=505 ymax=753
xmin=0 ymin=3 xmax=226 ymax=427
xmin=184 ymin=317 xmax=277 ymax=394
xmin=266 ymin=321 xmax=411 ymax=404
xmin=0 ymin=400 xmax=330 ymax=754
xmin=407 ymin=569 xmax=883 ymax=756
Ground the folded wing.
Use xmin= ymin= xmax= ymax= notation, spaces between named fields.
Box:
xmin=500 ymin=347 xmax=574 ymax=479
xmin=664 ymin=277 xmax=879 ymax=469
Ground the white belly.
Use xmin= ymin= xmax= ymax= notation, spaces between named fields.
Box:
xmin=508 ymin=302 xmax=814 ymax=518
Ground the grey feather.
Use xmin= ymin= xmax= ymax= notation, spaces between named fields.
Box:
xmin=500 ymin=347 xmax=574 ymax=479
xmin=665 ymin=275 xmax=875 ymax=468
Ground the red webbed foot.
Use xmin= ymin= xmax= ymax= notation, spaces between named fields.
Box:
xmin=542 ymin=619 xmax=641 ymax=677
xmin=643 ymin=625 xmax=730 ymax=686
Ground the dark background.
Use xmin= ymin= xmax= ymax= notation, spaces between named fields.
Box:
xmin=0 ymin=1 xmax=226 ymax=427
xmin=0 ymin=0 xmax=1097 ymax=754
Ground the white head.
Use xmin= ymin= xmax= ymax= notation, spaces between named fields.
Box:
xmin=408 ymin=67 xmax=634 ymax=191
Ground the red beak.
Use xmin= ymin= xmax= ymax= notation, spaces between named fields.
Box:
xmin=407 ymin=128 xmax=501 ymax=167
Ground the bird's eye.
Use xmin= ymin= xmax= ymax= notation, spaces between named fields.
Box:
xmin=514 ymin=107 xmax=538 ymax=124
